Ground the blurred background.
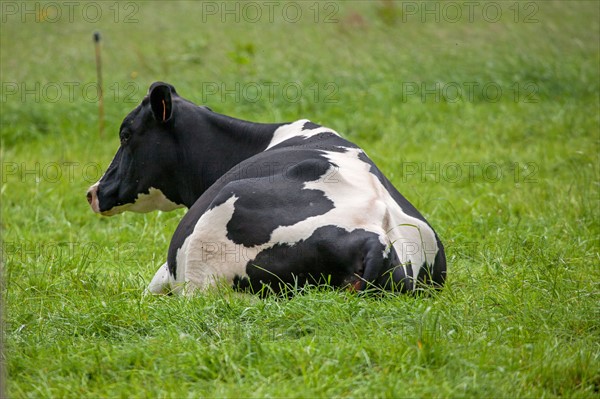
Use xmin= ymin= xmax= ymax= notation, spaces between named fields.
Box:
xmin=1 ymin=1 xmax=598 ymax=397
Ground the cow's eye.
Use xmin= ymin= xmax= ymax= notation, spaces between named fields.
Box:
xmin=120 ymin=130 xmax=131 ymax=145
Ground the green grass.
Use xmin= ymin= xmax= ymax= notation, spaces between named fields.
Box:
xmin=2 ymin=1 xmax=599 ymax=397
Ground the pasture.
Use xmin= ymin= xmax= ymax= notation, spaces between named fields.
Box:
xmin=1 ymin=1 xmax=599 ymax=397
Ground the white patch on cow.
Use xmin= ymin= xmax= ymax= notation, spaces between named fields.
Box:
xmin=174 ymin=195 xmax=265 ymax=295
xmin=166 ymin=144 xmax=439 ymax=295
xmin=147 ymin=262 xmax=172 ymax=294
xmin=266 ymin=119 xmax=341 ymax=150
xmin=101 ymin=187 xmax=184 ymax=216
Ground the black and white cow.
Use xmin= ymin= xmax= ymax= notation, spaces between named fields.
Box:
xmin=87 ymin=82 xmax=446 ymax=295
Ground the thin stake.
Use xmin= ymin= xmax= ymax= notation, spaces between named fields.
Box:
xmin=93 ymin=31 xmax=104 ymax=137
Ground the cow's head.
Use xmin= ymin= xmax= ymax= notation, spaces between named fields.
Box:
xmin=87 ymin=82 xmax=186 ymax=216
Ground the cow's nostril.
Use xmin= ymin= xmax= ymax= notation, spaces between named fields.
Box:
xmin=86 ymin=191 xmax=93 ymax=204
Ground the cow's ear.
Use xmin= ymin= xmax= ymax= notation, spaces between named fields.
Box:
xmin=149 ymin=82 xmax=173 ymax=123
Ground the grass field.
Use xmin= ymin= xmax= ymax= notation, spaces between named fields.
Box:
xmin=1 ymin=1 xmax=599 ymax=397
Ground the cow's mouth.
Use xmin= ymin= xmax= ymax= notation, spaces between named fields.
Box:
xmin=86 ymin=183 xmax=126 ymax=215
xmin=87 ymin=185 xmax=184 ymax=216
xmin=85 ymin=181 xmax=118 ymax=215
xmin=100 ymin=208 xmax=126 ymax=216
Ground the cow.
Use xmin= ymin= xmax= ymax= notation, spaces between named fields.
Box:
xmin=87 ymin=82 xmax=446 ymax=295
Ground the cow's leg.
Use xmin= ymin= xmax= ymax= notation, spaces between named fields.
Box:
xmin=171 ymin=195 xmax=252 ymax=294
xmin=355 ymin=239 xmax=414 ymax=293
xmin=240 ymin=229 xmax=413 ymax=294
xmin=146 ymin=262 xmax=172 ymax=295
xmin=183 ymin=239 xmax=250 ymax=294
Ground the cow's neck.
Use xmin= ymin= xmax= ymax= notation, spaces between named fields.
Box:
xmin=176 ymin=108 xmax=283 ymax=208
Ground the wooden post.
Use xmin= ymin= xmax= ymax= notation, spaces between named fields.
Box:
xmin=93 ymin=31 xmax=104 ymax=137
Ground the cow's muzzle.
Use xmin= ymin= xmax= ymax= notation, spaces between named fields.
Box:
xmin=86 ymin=183 xmax=101 ymax=213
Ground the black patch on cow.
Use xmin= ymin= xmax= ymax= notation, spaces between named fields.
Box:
xmin=358 ymin=150 xmax=385 ymax=186
xmin=233 ymin=225 xmax=412 ymax=294
xmin=210 ymin=154 xmax=336 ymax=247
xmin=302 ymin=121 xmax=322 ymax=130
xmin=267 ymin=132 xmax=344 ymax=152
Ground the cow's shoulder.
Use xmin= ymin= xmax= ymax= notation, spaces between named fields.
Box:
xmin=265 ymin=119 xmax=358 ymax=152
